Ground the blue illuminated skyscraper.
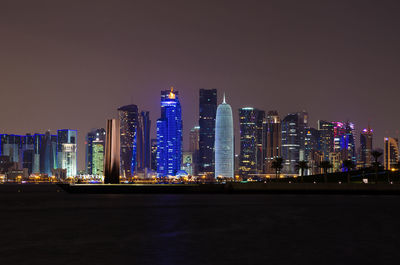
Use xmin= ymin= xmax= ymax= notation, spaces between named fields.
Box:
xmin=156 ymin=87 xmax=182 ymax=176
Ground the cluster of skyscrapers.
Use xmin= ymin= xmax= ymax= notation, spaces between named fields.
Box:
xmin=85 ymin=87 xmax=400 ymax=179
xmin=0 ymin=130 xmax=77 ymax=178
xmin=2 ymin=87 xmax=398 ymax=180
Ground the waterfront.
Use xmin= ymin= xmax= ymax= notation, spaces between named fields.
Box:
xmin=1 ymin=184 xmax=400 ymax=265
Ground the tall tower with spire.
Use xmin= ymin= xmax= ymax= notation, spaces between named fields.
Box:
xmin=214 ymin=93 xmax=234 ymax=179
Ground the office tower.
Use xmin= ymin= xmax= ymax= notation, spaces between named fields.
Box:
xmin=281 ymin=113 xmax=300 ymax=174
xmin=189 ymin=126 xmax=200 ymax=175
xmin=85 ymin=128 xmax=105 ymax=175
xmin=22 ymin=134 xmax=34 ymax=175
xmin=332 ymin=122 xmax=356 ymax=163
xmin=57 ymin=129 xmax=77 ymax=177
xmin=360 ymin=127 xmax=373 ymax=167
xmin=150 ymin=139 xmax=157 ymax=171
xmin=304 ymin=127 xmax=320 ymax=161
xmin=215 ymin=94 xmax=234 ymax=179
xmin=33 ymin=134 xmax=44 ymax=173
xmin=318 ymin=120 xmax=334 ymax=160
xmin=92 ymin=139 xmax=104 ymax=176
xmin=104 ymin=119 xmax=121 ymax=184
xmin=85 ymin=128 xmax=106 ymax=175
xmin=239 ymin=107 xmax=259 ymax=177
xmin=297 ymin=111 xmax=309 ymax=160
xmin=198 ymin=88 xmax=217 ymax=174
xmin=118 ymin=104 xmax=139 ymax=177
xmin=136 ymin=111 xmax=151 ymax=172
xmin=40 ymin=131 xmax=57 ymax=175
xmin=156 ymin=87 xmax=182 ymax=176
xmin=384 ymin=137 xmax=399 ymax=170
xmin=263 ymin=111 xmax=281 ymax=173
xmin=0 ymin=134 xmax=22 ymax=165
xmin=256 ymin=110 xmax=265 ymax=173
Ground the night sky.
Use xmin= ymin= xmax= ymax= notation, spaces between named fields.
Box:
xmin=1 ymin=0 xmax=400 ymax=170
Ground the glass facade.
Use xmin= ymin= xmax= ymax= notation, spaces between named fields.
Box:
xmin=215 ymin=95 xmax=234 ymax=179
xmin=199 ymin=88 xmax=217 ymax=174
xmin=156 ymin=88 xmax=182 ymax=176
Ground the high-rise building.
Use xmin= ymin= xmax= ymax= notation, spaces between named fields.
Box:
xmin=189 ymin=126 xmax=200 ymax=175
xmin=104 ymin=119 xmax=120 ymax=184
xmin=150 ymin=139 xmax=157 ymax=171
xmin=136 ymin=111 xmax=151 ymax=172
xmin=57 ymin=129 xmax=77 ymax=177
xmin=318 ymin=120 xmax=334 ymax=160
xmin=384 ymin=137 xmax=399 ymax=170
xmin=0 ymin=134 xmax=22 ymax=164
xmin=360 ymin=127 xmax=373 ymax=167
xmin=263 ymin=111 xmax=281 ymax=173
xmin=256 ymin=110 xmax=265 ymax=173
xmin=33 ymin=134 xmax=44 ymax=173
xmin=156 ymin=87 xmax=182 ymax=176
xmin=22 ymin=134 xmax=34 ymax=175
xmin=304 ymin=127 xmax=320 ymax=161
xmin=281 ymin=113 xmax=301 ymax=174
xmin=198 ymin=89 xmax=217 ymax=174
xmin=85 ymin=128 xmax=106 ymax=175
xmin=92 ymin=139 xmax=104 ymax=176
xmin=239 ymin=107 xmax=259 ymax=177
xmin=215 ymin=94 xmax=234 ymax=179
xmin=40 ymin=131 xmax=57 ymax=176
xmin=332 ymin=122 xmax=356 ymax=163
xmin=297 ymin=111 xmax=309 ymax=161
xmin=118 ymin=104 xmax=139 ymax=178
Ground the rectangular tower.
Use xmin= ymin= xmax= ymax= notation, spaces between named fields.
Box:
xmin=198 ymin=89 xmax=217 ymax=174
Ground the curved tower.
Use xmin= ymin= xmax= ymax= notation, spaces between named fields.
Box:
xmin=215 ymin=94 xmax=234 ymax=179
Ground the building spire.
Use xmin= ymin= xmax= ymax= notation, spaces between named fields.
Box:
xmin=223 ymin=93 xmax=226 ymax=104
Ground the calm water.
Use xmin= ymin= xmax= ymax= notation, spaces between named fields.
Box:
xmin=1 ymin=184 xmax=400 ymax=265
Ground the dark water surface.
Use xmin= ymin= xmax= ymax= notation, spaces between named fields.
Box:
xmin=1 ymin=184 xmax=399 ymax=265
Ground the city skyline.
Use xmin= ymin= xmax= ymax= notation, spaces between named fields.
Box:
xmin=1 ymin=1 xmax=400 ymax=170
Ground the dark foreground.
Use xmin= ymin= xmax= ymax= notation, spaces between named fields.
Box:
xmin=1 ymin=184 xmax=400 ymax=265
xmin=59 ymin=182 xmax=400 ymax=195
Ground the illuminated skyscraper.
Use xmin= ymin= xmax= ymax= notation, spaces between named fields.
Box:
xmin=136 ymin=111 xmax=151 ymax=172
xmin=22 ymin=134 xmax=34 ymax=175
xmin=57 ymin=129 xmax=77 ymax=177
xmin=215 ymin=94 xmax=234 ymax=179
xmin=150 ymin=139 xmax=157 ymax=171
xmin=318 ymin=120 xmax=334 ymax=160
xmin=118 ymin=104 xmax=138 ymax=177
xmin=104 ymin=119 xmax=120 ymax=184
xmin=85 ymin=128 xmax=106 ymax=175
xmin=384 ymin=137 xmax=399 ymax=170
xmin=156 ymin=87 xmax=182 ymax=176
xmin=189 ymin=126 xmax=200 ymax=175
xmin=263 ymin=111 xmax=281 ymax=173
xmin=239 ymin=107 xmax=259 ymax=177
xmin=360 ymin=127 xmax=373 ymax=167
xmin=199 ymin=88 xmax=217 ymax=174
xmin=41 ymin=131 xmax=57 ymax=175
xmin=281 ymin=113 xmax=306 ymax=174
xmin=33 ymin=134 xmax=44 ymax=173
xmin=332 ymin=121 xmax=356 ymax=163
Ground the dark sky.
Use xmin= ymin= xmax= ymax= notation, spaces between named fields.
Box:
xmin=1 ymin=0 xmax=400 ymax=170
